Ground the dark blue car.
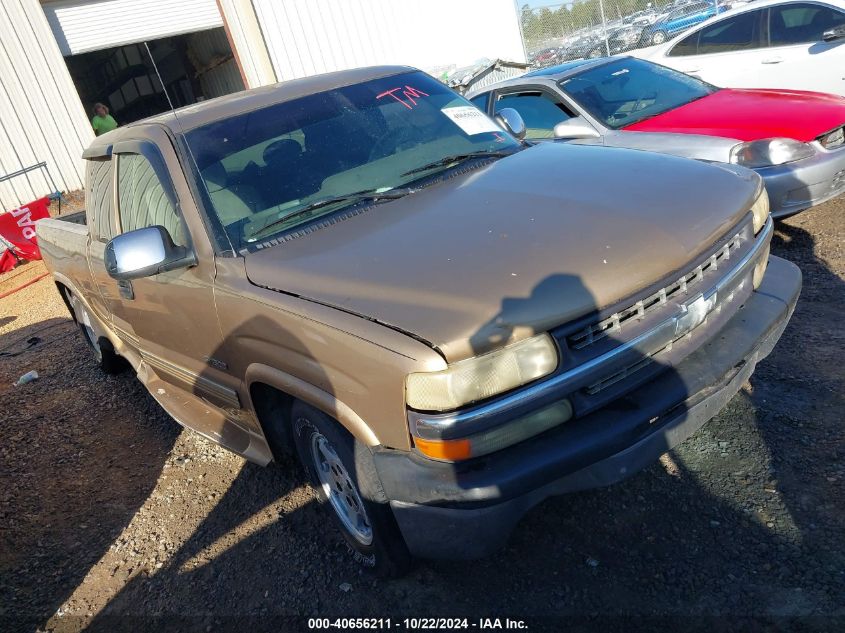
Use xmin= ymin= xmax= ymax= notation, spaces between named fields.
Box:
xmin=643 ymin=1 xmax=727 ymax=45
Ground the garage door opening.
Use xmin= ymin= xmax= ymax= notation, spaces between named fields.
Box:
xmin=64 ymin=27 xmax=244 ymax=128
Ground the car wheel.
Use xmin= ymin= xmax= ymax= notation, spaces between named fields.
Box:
xmin=651 ymin=30 xmax=668 ymax=44
xmin=64 ymin=288 xmax=124 ymax=374
xmin=291 ymin=401 xmax=411 ymax=577
xmin=588 ymin=47 xmax=602 ymax=58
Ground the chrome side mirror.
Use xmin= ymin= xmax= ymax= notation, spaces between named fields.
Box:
xmin=105 ymin=226 xmax=196 ymax=281
xmin=823 ymin=26 xmax=845 ymax=42
xmin=495 ymin=108 xmax=527 ymax=140
xmin=553 ymin=116 xmax=602 ymax=140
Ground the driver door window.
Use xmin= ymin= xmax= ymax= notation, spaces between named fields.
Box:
xmin=117 ymin=152 xmax=187 ymax=247
xmin=494 ymin=91 xmax=573 ymax=139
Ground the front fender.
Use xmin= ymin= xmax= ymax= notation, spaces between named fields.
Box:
xmin=245 ymin=363 xmax=381 ymax=447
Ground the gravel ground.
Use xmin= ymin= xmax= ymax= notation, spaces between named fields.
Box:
xmin=0 ymin=196 xmax=843 ymax=632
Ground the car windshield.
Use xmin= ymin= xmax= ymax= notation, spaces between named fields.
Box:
xmin=559 ymin=58 xmax=716 ymax=129
xmin=186 ymin=71 xmax=518 ymax=251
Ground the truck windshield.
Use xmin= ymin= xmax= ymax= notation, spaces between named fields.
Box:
xmin=186 ymin=71 xmax=518 ymax=251
xmin=559 ymin=58 xmax=717 ymax=130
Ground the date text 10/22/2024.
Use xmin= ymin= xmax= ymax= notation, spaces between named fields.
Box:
xmin=307 ymin=618 xmax=529 ymax=630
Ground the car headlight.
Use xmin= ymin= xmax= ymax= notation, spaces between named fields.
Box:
xmin=406 ymin=333 xmax=558 ymax=412
xmin=413 ymin=400 xmax=573 ymax=461
xmin=750 ymin=187 xmax=770 ymax=235
xmin=821 ymin=126 xmax=844 ymax=150
xmin=730 ymin=138 xmax=814 ymax=168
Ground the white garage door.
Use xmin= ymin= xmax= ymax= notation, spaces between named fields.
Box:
xmin=42 ymin=0 xmax=224 ymax=57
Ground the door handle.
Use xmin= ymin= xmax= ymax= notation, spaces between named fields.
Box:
xmin=117 ymin=279 xmax=134 ymax=300
xmin=761 ymin=57 xmax=783 ymax=64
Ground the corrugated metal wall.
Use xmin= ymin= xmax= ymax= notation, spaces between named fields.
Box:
xmin=251 ymin=0 xmax=526 ymax=82
xmin=0 ymin=0 xmax=91 ymax=209
xmin=217 ymin=0 xmax=276 ymax=88
xmin=42 ymin=0 xmax=224 ymax=57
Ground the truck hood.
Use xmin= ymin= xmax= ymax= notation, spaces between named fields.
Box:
xmin=624 ymin=89 xmax=845 ymax=142
xmin=245 ymin=143 xmax=759 ymax=362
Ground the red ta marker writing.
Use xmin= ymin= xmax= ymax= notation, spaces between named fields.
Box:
xmin=376 ymin=85 xmax=430 ymax=110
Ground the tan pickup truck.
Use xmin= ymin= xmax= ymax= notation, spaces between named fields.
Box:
xmin=38 ymin=66 xmax=801 ymax=576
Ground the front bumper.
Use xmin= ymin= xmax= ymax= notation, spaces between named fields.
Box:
xmin=758 ymin=144 xmax=845 ymax=217
xmin=373 ymin=256 xmax=801 ymax=559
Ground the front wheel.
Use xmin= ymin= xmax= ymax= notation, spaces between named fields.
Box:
xmin=651 ymin=30 xmax=668 ymax=44
xmin=291 ymin=402 xmax=411 ymax=577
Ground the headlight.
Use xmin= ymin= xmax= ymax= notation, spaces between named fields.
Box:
xmin=414 ymin=400 xmax=573 ymax=461
xmin=750 ymin=188 xmax=770 ymax=234
xmin=730 ymin=138 xmax=814 ymax=168
xmin=406 ymin=333 xmax=558 ymax=412
xmin=821 ymin=126 xmax=844 ymax=150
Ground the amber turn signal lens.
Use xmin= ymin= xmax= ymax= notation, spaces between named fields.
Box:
xmin=414 ymin=436 xmax=472 ymax=461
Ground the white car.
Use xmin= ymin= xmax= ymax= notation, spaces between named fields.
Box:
xmin=632 ymin=0 xmax=845 ymax=95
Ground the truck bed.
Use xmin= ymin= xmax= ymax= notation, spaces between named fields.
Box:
xmin=36 ymin=216 xmax=91 ymax=296
xmin=55 ymin=210 xmax=87 ymax=226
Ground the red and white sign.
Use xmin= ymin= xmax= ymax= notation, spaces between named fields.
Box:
xmin=0 ymin=197 xmax=51 ymax=272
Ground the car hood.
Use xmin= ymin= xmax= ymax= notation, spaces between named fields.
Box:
xmin=624 ymin=89 xmax=845 ymax=142
xmin=245 ymin=143 xmax=758 ymax=362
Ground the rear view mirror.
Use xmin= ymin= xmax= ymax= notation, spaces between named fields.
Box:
xmin=105 ymin=226 xmax=196 ymax=281
xmin=823 ymin=26 xmax=845 ymax=42
xmin=554 ymin=116 xmax=602 ymax=140
xmin=495 ymin=108 xmax=527 ymax=140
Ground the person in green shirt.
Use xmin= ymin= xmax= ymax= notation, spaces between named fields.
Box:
xmin=91 ymin=103 xmax=118 ymax=136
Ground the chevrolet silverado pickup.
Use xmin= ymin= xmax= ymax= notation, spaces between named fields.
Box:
xmin=37 ymin=66 xmax=801 ymax=576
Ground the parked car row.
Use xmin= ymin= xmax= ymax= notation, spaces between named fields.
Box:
xmin=528 ymin=0 xmax=845 ymax=76
xmin=527 ymin=0 xmax=733 ymax=67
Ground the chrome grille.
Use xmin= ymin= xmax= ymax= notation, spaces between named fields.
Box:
xmin=568 ymin=231 xmax=743 ymax=351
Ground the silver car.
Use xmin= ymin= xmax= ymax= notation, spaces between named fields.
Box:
xmin=467 ymin=57 xmax=845 ymax=218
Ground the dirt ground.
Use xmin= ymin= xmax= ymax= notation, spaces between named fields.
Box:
xmin=0 ymin=195 xmax=843 ymax=632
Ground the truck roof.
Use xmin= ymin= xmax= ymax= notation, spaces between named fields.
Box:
xmin=84 ymin=65 xmax=415 ymax=155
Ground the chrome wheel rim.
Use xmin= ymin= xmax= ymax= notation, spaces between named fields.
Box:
xmin=310 ymin=432 xmax=373 ymax=545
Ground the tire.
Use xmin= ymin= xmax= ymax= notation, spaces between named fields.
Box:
xmin=291 ymin=401 xmax=411 ymax=577
xmin=651 ymin=30 xmax=668 ymax=45
xmin=64 ymin=288 xmax=125 ymax=374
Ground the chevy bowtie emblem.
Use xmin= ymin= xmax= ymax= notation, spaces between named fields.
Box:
xmin=675 ymin=292 xmax=717 ymax=337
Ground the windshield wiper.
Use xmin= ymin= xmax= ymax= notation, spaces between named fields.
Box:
xmin=247 ymin=188 xmax=413 ymax=241
xmin=401 ymin=150 xmax=515 ymax=177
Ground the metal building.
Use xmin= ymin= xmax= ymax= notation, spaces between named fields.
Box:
xmin=0 ymin=0 xmax=525 ymax=208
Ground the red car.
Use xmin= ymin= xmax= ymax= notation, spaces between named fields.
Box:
xmin=468 ymin=57 xmax=845 ymax=217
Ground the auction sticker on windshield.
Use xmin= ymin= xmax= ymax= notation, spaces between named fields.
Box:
xmin=442 ymin=106 xmax=501 ymax=136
